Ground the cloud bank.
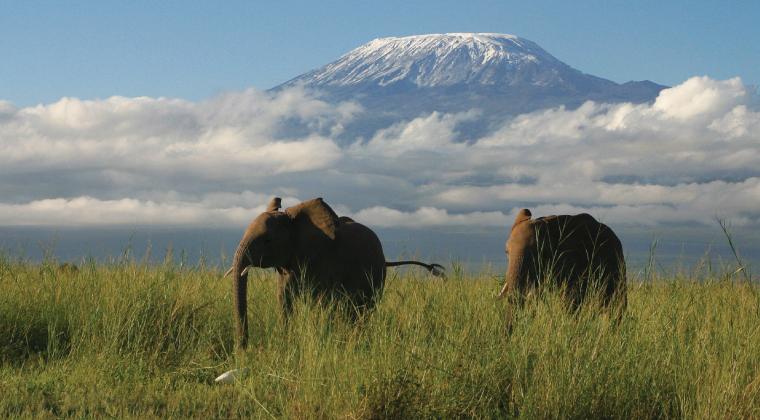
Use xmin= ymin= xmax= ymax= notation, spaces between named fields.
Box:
xmin=1 ymin=76 xmax=759 ymax=229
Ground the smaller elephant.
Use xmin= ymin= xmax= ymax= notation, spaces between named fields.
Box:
xmin=225 ymin=197 xmax=444 ymax=348
xmin=497 ymin=209 xmax=626 ymax=321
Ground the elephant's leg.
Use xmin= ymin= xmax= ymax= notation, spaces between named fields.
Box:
xmin=347 ymin=288 xmax=374 ymax=320
xmin=345 ymin=271 xmax=375 ymax=317
xmin=276 ymin=268 xmax=299 ymax=319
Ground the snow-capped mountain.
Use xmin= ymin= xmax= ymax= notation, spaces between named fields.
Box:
xmin=288 ymin=33 xmax=581 ymax=89
xmin=273 ymin=33 xmax=666 ymax=141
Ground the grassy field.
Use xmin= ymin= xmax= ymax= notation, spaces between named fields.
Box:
xmin=1 ymin=246 xmax=759 ymax=419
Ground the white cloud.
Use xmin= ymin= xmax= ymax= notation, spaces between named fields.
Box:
xmin=350 ymin=110 xmax=477 ymax=158
xmin=0 ymin=87 xmax=352 ymax=178
xmin=0 ymin=192 xmax=307 ymax=227
xmin=1 ymin=77 xmax=760 ymax=230
xmin=351 ymin=206 xmax=512 ymax=228
xmin=708 ymin=105 xmax=760 ymax=138
xmin=652 ymin=76 xmax=753 ymax=121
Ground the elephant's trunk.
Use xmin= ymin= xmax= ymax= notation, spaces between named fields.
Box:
xmin=232 ymin=241 xmax=250 ymax=349
xmin=497 ymin=253 xmax=524 ymax=299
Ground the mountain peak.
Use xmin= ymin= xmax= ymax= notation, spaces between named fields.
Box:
xmin=273 ymin=33 xmax=666 ymax=135
xmin=284 ymin=33 xmax=574 ymax=89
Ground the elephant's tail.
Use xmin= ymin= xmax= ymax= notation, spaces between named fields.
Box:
xmin=386 ymin=261 xmax=445 ymax=277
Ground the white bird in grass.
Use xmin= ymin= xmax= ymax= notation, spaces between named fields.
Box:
xmin=215 ymin=367 xmax=250 ymax=384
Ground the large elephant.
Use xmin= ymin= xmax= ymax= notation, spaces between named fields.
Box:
xmin=497 ymin=209 xmax=626 ymax=320
xmin=226 ymin=197 xmax=444 ymax=348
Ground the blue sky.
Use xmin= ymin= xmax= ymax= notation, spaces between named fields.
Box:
xmin=1 ymin=1 xmax=758 ymax=108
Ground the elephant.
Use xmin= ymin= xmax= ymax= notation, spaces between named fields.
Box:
xmin=497 ymin=209 xmax=626 ymax=321
xmin=225 ymin=197 xmax=445 ymax=348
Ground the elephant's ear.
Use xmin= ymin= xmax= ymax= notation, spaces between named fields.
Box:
xmin=513 ymin=209 xmax=532 ymax=230
xmin=267 ymin=197 xmax=282 ymax=212
xmin=284 ymin=198 xmax=339 ymax=260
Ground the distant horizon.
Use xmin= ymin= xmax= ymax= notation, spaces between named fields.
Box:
xmin=2 ymin=221 xmax=757 ymax=277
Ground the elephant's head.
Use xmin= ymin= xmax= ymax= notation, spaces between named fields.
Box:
xmin=497 ymin=209 xmax=539 ymax=300
xmin=227 ymin=197 xmax=340 ymax=348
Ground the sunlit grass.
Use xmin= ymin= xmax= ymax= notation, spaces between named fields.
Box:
xmin=1 ymin=245 xmax=759 ymax=418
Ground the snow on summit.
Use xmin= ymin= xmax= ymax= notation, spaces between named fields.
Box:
xmin=275 ymin=33 xmax=666 ymax=128
xmin=288 ymin=33 xmax=575 ymax=88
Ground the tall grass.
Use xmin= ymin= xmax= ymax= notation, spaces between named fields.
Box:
xmin=1 ymin=248 xmax=759 ymax=418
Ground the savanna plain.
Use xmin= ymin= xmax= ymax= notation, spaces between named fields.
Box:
xmin=1 ymin=239 xmax=759 ymax=419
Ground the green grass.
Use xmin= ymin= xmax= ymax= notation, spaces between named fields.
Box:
xmin=1 ymin=249 xmax=759 ymax=419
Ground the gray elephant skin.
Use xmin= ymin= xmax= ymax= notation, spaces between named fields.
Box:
xmin=498 ymin=209 xmax=626 ymax=319
xmin=227 ymin=197 xmax=444 ymax=349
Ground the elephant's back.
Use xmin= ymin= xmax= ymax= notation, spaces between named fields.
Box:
xmin=336 ymin=218 xmax=387 ymax=292
xmin=541 ymin=214 xmax=620 ymax=245
xmin=540 ymin=214 xmax=624 ymax=266
xmin=337 ymin=218 xmax=384 ymax=258
xmin=571 ymin=217 xmax=625 ymax=279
